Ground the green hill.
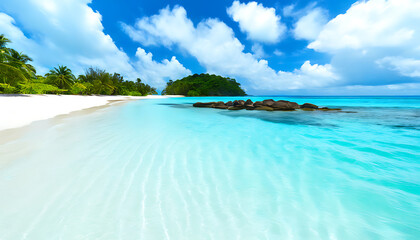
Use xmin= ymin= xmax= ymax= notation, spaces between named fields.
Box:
xmin=162 ymin=74 xmax=246 ymax=96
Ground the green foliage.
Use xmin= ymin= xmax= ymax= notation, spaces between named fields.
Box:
xmin=0 ymin=62 xmax=28 ymax=86
xmin=18 ymin=82 xmax=67 ymax=94
xmin=0 ymin=34 xmax=158 ymax=96
xmin=116 ymin=78 xmax=157 ymax=96
xmin=0 ymin=35 xmax=32 ymax=86
xmin=45 ymin=65 xmax=75 ymax=90
xmin=0 ymin=83 xmax=16 ymax=94
xmin=70 ymin=82 xmax=92 ymax=95
xmin=78 ymin=68 xmax=116 ymax=95
xmin=78 ymin=69 xmax=157 ymax=96
xmin=162 ymin=73 xmax=246 ymax=96
xmin=4 ymin=49 xmax=36 ymax=80
xmin=0 ymin=34 xmax=11 ymax=49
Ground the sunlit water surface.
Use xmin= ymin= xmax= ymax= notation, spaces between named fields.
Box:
xmin=0 ymin=96 xmax=419 ymax=239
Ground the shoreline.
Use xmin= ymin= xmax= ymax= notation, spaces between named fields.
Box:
xmin=0 ymin=94 xmax=183 ymax=132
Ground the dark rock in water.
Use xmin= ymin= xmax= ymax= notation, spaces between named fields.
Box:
xmin=193 ymin=102 xmax=216 ymax=107
xmin=288 ymin=101 xmax=300 ymax=109
xmin=271 ymin=100 xmax=299 ymax=111
xmin=244 ymin=99 xmax=253 ymax=107
xmin=253 ymin=101 xmax=263 ymax=107
xmin=233 ymin=100 xmax=244 ymax=107
xmin=213 ymin=101 xmax=228 ymax=109
xmin=301 ymin=103 xmax=318 ymax=109
xmin=255 ymin=106 xmax=274 ymax=111
xmin=319 ymin=107 xmax=342 ymax=111
xmin=263 ymin=99 xmax=275 ymax=106
xmin=228 ymin=106 xmax=244 ymax=110
xmin=193 ymin=99 xmax=341 ymax=113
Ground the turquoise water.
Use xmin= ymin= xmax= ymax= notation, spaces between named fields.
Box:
xmin=0 ymin=96 xmax=419 ymax=239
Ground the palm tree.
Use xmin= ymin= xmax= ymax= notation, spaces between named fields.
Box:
xmin=78 ymin=68 xmax=115 ymax=94
xmin=6 ymin=49 xmax=36 ymax=79
xmin=0 ymin=34 xmax=11 ymax=49
xmin=46 ymin=65 xmax=75 ymax=90
xmin=0 ymin=34 xmax=11 ymax=63
xmin=0 ymin=35 xmax=31 ymax=86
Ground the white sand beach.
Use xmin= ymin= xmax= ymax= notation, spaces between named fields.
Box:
xmin=0 ymin=94 xmax=181 ymax=131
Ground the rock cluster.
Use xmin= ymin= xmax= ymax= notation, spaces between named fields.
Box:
xmin=193 ymin=99 xmax=341 ymax=111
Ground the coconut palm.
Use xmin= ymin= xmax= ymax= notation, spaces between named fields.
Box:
xmin=78 ymin=68 xmax=115 ymax=94
xmin=0 ymin=35 xmax=31 ymax=86
xmin=6 ymin=49 xmax=36 ymax=78
xmin=0 ymin=34 xmax=11 ymax=63
xmin=46 ymin=65 xmax=75 ymax=90
xmin=0 ymin=34 xmax=11 ymax=49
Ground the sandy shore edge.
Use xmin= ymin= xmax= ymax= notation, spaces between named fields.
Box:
xmin=0 ymin=94 xmax=183 ymax=131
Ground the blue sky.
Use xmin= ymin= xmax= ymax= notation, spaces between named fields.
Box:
xmin=1 ymin=0 xmax=419 ymax=95
xmin=91 ymin=0 xmax=353 ymax=72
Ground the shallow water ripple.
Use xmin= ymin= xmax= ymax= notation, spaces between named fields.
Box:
xmin=0 ymin=96 xmax=419 ymax=239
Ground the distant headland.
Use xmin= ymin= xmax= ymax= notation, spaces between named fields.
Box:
xmin=162 ymin=73 xmax=246 ymax=96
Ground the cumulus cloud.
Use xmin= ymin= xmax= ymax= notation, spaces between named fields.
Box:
xmin=0 ymin=0 xmax=190 ymax=87
xmin=227 ymin=1 xmax=286 ymax=43
xmin=133 ymin=48 xmax=191 ymax=88
xmin=273 ymin=50 xmax=284 ymax=56
xmin=309 ymin=0 xmax=420 ymax=52
xmin=376 ymin=57 xmax=420 ymax=77
xmin=251 ymin=43 xmax=266 ymax=59
xmin=123 ymin=6 xmax=338 ymax=91
xmin=293 ymin=8 xmax=328 ymax=41
xmin=306 ymin=0 xmax=420 ymax=85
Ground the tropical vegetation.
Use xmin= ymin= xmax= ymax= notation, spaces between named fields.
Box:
xmin=0 ymin=34 xmax=157 ymax=95
xmin=162 ymin=73 xmax=246 ymax=96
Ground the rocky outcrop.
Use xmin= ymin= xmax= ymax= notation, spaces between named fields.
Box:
xmin=255 ymin=106 xmax=274 ymax=111
xmin=318 ymin=107 xmax=342 ymax=111
xmin=213 ymin=101 xmax=228 ymax=109
xmin=193 ymin=99 xmax=341 ymax=112
xmin=262 ymin=99 xmax=275 ymax=107
xmin=244 ymin=99 xmax=253 ymax=107
xmin=271 ymin=100 xmax=300 ymax=111
xmin=193 ymin=102 xmax=216 ymax=107
xmin=300 ymin=103 xmax=318 ymax=109
xmin=253 ymin=101 xmax=263 ymax=107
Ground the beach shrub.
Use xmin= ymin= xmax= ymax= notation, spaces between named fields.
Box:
xmin=70 ymin=82 xmax=91 ymax=95
xmin=0 ymin=63 xmax=29 ymax=87
xmin=0 ymin=83 xmax=17 ymax=94
xmin=162 ymin=73 xmax=246 ymax=96
xmin=19 ymin=82 xmax=67 ymax=94
xmin=78 ymin=69 xmax=157 ymax=96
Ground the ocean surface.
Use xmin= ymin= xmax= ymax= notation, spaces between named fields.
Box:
xmin=0 ymin=96 xmax=419 ymax=239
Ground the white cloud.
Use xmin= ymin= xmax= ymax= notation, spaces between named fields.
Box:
xmin=227 ymin=1 xmax=286 ymax=43
xmin=282 ymin=4 xmax=296 ymax=17
xmin=273 ymin=50 xmax=284 ymax=56
xmin=376 ymin=57 xmax=420 ymax=77
xmin=123 ymin=6 xmax=338 ymax=91
xmin=133 ymin=48 xmax=191 ymax=88
xmin=251 ymin=43 xmax=266 ymax=59
xmin=0 ymin=0 xmax=190 ymax=88
xmin=309 ymin=0 xmax=420 ymax=52
xmin=293 ymin=8 xmax=328 ymax=41
xmin=304 ymin=0 xmax=420 ymax=86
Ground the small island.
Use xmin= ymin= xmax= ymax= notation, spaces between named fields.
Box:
xmin=162 ymin=73 xmax=246 ymax=96
xmin=193 ymin=99 xmax=341 ymax=111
